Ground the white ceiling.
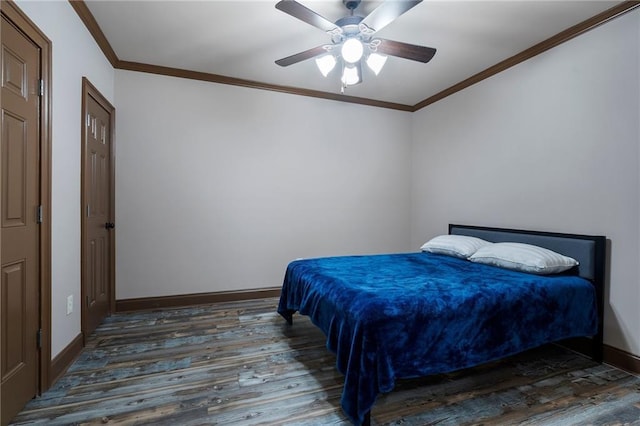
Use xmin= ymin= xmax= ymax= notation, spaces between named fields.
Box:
xmin=84 ymin=0 xmax=620 ymax=107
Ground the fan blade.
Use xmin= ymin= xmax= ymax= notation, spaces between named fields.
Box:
xmin=275 ymin=0 xmax=339 ymax=33
xmin=276 ymin=45 xmax=328 ymax=67
xmin=376 ymin=38 xmax=436 ymax=63
xmin=360 ymin=0 xmax=422 ymax=33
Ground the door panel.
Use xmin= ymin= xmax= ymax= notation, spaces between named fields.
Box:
xmin=3 ymin=111 xmax=27 ymax=228
xmin=3 ymin=260 xmax=26 ymax=373
xmin=1 ymin=14 xmax=41 ymax=425
xmin=83 ymin=94 xmax=112 ymax=338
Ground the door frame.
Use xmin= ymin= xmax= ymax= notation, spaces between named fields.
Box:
xmin=0 ymin=0 xmax=52 ymax=392
xmin=80 ymin=77 xmax=115 ymax=341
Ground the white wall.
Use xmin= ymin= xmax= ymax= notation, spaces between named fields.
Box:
xmin=411 ymin=10 xmax=640 ymax=356
xmin=114 ymin=71 xmax=412 ymax=299
xmin=15 ymin=0 xmax=115 ymax=358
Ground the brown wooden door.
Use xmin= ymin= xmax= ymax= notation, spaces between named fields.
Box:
xmin=82 ymin=89 xmax=113 ymax=338
xmin=1 ymin=15 xmax=41 ymax=425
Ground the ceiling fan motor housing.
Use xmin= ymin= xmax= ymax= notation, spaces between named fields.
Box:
xmin=335 ymin=15 xmax=365 ymax=36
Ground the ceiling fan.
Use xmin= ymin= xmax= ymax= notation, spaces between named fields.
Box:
xmin=275 ymin=0 xmax=436 ymax=91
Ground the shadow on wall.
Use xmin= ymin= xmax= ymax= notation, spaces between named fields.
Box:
xmin=603 ymin=238 xmax=632 ymax=353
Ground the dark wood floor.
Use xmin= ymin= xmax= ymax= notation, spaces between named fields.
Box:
xmin=10 ymin=298 xmax=640 ymax=425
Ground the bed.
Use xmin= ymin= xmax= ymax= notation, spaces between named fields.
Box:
xmin=277 ymin=224 xmax=606 ymax=425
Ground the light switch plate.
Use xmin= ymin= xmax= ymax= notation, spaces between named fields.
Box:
xmin=67 ymin=295 xmax=73 ymax=315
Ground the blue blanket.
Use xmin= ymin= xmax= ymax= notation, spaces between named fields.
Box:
xmin=277 ymin=252 xmax=598 ymax=425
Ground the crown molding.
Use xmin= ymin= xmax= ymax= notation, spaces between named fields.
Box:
xmin=70 ymin=0 xmax=639 ymax=112
xmin=117 ymin=60 xmax=414 ymax=111
xmin=68 ymin=0 xmax=118 ymax=67
xmin=412 ymin=1 xmax=640 ymax=111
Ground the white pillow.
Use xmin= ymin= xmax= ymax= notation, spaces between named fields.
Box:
xmin=420 ymin=235 xmax=491 ymax=259
xmin=468 ymin=242 xmax=579 ymax=275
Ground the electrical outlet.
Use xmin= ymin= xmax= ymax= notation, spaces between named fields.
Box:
xmin=67 ymin=295 xmax=73 ymax=315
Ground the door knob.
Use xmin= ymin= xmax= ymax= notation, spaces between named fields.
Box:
xmin=105 ymin=222 xmax=115 ymax=230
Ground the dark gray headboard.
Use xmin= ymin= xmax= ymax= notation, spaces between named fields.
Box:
xmin=449 ymin=224 xmax=603 ymax=281
xmin=448 ymin=224 xmax=607 ymax=362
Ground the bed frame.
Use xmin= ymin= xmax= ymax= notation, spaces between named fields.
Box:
xmin=449 ymin=224 xmax=606 ymax=362
xmin=282 ymin=224 xmax=607 ymax=425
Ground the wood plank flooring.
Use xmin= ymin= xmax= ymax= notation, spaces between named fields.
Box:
xmin=10 ymin=298 xmax=640 ymax=425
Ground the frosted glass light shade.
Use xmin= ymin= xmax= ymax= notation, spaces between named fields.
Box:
xmin=366 ymin=53 xmax=387 ymax=75
xmin=341 ymin=65 xmax=360 ymax=86
xmin=341 ymin=38 xmax=364 ymax=64
xmin=315 ymin=55 xmax=336 ymax=77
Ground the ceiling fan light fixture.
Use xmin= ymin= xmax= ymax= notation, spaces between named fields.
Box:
xmin=315 ymin=54 xmax=337 ymax=77
xmin=341 ymin=38 xmax=364 ymax=64
xmin=274 ymin=0 xmax=436 ymax=93
xmin=341 ymin=64 xmax=360 ymax=86
xmin=366 ymin=53 xmax=387 ymax=75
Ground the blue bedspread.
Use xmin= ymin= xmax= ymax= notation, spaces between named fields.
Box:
xmin=277 ymin=252 xmax=598 ymax=425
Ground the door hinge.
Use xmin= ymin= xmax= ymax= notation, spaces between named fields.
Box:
xmin=39 ymin=79 xmax=44 ymax=97
xmin=37 ymin=329 xmax=42 ymax=349
xmin=36 ymin=205 xmax=43 ymax=224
